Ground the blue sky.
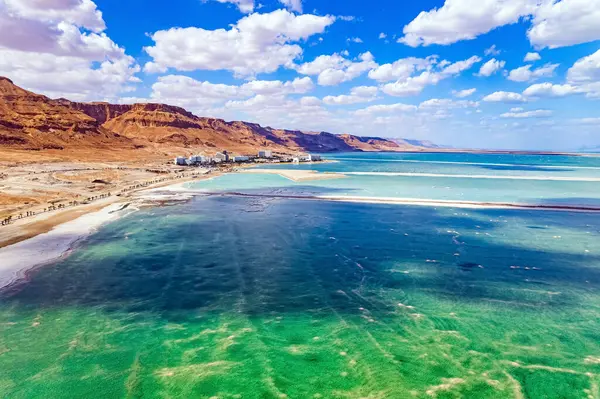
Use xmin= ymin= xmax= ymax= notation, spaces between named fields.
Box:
xmin=1 ymin=0 xmax=600 ymax=150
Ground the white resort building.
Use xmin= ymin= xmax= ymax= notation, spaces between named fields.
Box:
xmin=258 ymin=150 xmax=273 ymax=158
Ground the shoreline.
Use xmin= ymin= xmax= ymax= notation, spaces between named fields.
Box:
xmin=0 ymin=171 xmax=220 ymax=290
xmin=2 ymin=165 xmax=600 ymax=290
xmin=0 ymin=202 xmax=129 ymax=290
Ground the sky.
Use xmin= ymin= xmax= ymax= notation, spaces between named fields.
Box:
xmin=1 ymin=0 xmax=600 ymax=150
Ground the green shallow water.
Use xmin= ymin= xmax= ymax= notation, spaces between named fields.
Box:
xmin=1 ymin=196 xmax=600 ymax=398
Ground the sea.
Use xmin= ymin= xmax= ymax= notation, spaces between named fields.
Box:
xmin=1 ymin=152 xmax=600 ymax=398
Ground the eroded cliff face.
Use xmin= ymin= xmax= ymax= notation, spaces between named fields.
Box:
xmin=0 ymin=78 xmax=133 ymax=151
xmin=59 ymin=101 xmax=132 ymax=124
xmin=0 ymin=76 xmax=425 ymax=158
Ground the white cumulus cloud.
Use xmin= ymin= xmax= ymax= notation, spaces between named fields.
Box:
xmin=144 ymin=10 xmax=335 ymax=77
xmin=296 ymin=52 xmax=377 ymax=86
xmin=500 ymin=109 xmax=552 ymax=118
xmin=399 ymin=0 xmax=539 ymax=47
xmin=0 ymin=0 xmax=139 ymax=101
xmin=528 ymin=0 xmax=600 ymax=49
xmin=567 ymin=49 xmax=600 ymax=83
xmin=524 ymin=52 xmax=541 ymax=62
xmin=368 ymin=56 xmax=437 ymax=82
xmin=483 ymin=91 xmax=528 ymax=103
xmin=354 ymin=103 xmax=417 ymax=115
xmin=379 ymin=56 xmax=481 ymax=97
xmin=213 ymin=0 xmax=255 ymax=13
xmin=278 ymin=0 xmax=302 ymax=13
xmin=453 ymin=88 xmax=477 ymax=98
xmin=507 ymin=63 xmax=559 ymax=82
xmin=323 ymin=86 xmax=378 ymax=105
xmin=399 ymin=0 xmax=600 ymax=49
xmin=477 ymin=58 xmax=505 ymax=77
xmin=523 ymin=82 xmax=579 ymax=97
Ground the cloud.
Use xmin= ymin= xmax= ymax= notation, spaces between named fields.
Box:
xmin=528 ymin=0 xmax=600 ymax=49
xmin=243 ymin=76 xmax=314 ymax=95
xmin=300 ymin=96 xmax=321 ymax=106
xmin=149 ymin=75 xmax=314 ymax=107
xmin=323 ymin=86 xmax=378 ymax=105
xmin=0 ymin=0 xmax=139 ymax=101
xmin=522 ymin=82 xmax=579 ymax=97
xmin=3 ymin=0 xmax=105 ymax=32
xmin=368 ymin=56 xmax=437 ymax=82
xmin=296 ymin=51 xmax=377 ymax=86
xmin=510 ymin=107 xmax=524 ymax=112
xmin=278 ymin=0 xmax=302 ymax=13
xmin=224 ymin=93 xmax=334 ymax=131
xmin=500 ymin=109 xmax=552 ymax=118
xmin=213 ymin=0 xmax=255 ymax=13
xmin=419 ymin=98 xmax=479 ymax=109
xmin=567 ymin=49 xmax=600 ymax=83
xmin=484 ymin=45 xmax=501 ymax=56
xmin=379 ymin=56 xmax=481 ymax=97
xmin=379 ymin=32 xmax=387 ymax=39
xmin=354 ymin=103 xmax=417 ymax=115
xmin=483 ymin=91 xmax=528 ymax=103
xmin=524 ymin=52 xmax=541 ymax=62
xmin=144 ymin=10 xmax=335 ymax=77
xmin=399 ymin=0 xmax=600 ymax=49
xmin=477 ymin=58 xmax=505 ymax=77
xmin=399 ymin=0 xmax=539 ymax=47
xmin=507 ymin=63 xmax=559 ymax=82
xmin=574 ymin=117 xmax=600 ymax=125
xmin=442 ymin=56 xmax=482 ymax=74
xmin=347 ymin=37 xmax=363 ymax=43
xmin=453 ymin=88 xmax=477 ymax=98
xmin=150 ymin=75 xmax=246 ymax=108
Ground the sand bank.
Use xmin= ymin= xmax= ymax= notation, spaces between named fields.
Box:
xmin=240 ymin=169 xmax=345 ymax=181
xmin=202 ymin=192 xmax=600 ymax=213
xmin=0 ymin=202 xmax=129 ymax=289
xmin=344 ymin=172 xmax=600 ymax=182
xmin=333 ymin=158 xmax=600 ymax=170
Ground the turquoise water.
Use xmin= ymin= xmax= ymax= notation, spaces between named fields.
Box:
xmin=1 ymin=153 xmax=600 ymax=398
xmin=187 ymin=153 xmax=600 ymax=207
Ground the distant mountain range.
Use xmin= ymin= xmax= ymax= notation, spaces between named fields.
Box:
xmin=579 ymin=145 xmax=600 ymax=153
xmin=0 ymin=76 xmax=433 ymax=161
xmin=391 ymin=138 xmax=447 ymax=149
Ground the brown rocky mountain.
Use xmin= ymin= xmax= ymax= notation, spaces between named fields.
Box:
xmin=0 ymin=77 xmax=134 ymax=152
xmin=0 ymin=77 xmax=426 ymax=161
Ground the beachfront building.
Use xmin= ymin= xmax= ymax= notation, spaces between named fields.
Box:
xmin=308 ymin=154 xmax=322 ymax=162
xmin=188 ymin=155 xmax=206 ymax=165
xmin=233 ymin=156 xmax=250 ymax=162
xmin=215 ymin=151 xmax=229 ymax=162
xmin=258 ymin=150 xmax=273 ymax=158
xmin=174 ymin=156 xmax=187 ymax=166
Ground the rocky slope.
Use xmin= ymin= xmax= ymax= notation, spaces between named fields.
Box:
xmin=0 ymin=77 xmax=136 ymax=152
xmin=0 ymin=77 xmax=426 ymax=159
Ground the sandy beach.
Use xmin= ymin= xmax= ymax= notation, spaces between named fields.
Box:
xmin=0 ymin=202 xmax=129 ymax=289
xmin=2 ymin=164 xmax=600 ymax=291
xmin=240 ymin=168 xmax=346 ymax=181
xmin=0 ymin=168 xmax=222 ymax=289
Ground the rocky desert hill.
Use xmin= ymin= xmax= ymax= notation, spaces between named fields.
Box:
xmin=0 ymin=77 xmax=426 ymax=162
